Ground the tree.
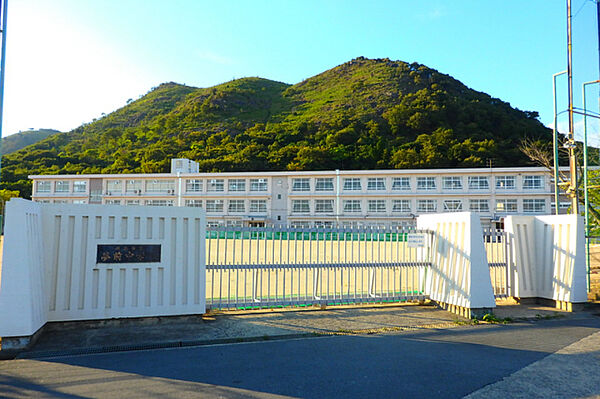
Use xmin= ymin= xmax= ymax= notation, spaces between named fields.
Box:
xmin=0 ymin=189 xmax=20 ymax=216
xmin=519 ymin=138 xmax=600 ymax=233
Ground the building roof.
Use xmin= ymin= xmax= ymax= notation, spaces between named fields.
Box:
xmin=29 ymin=166 xmax=570 ymax=180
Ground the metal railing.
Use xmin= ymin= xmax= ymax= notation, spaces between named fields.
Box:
xmin=206 ymin=225 xmax=431 ymax=310
xmin=482 ymin=228 xmax=511 ymax=298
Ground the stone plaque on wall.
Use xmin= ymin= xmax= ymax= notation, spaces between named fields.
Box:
xmin=96 ymin=245 xmax=161 ymax=264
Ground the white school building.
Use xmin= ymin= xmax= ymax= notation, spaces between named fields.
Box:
xmin=29 ymin=158 xmax=569 ymax=229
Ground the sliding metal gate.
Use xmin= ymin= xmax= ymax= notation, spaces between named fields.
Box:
xmin=206 ymin=225 xmax=431 ymax=310
xmin=205 ymin=225 xmax=511 ymax=310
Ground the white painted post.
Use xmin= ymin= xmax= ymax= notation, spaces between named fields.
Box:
xmin=0 ymin=199 xmax=48 ymax=343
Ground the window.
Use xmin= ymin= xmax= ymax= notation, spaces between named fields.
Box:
xmin=186 ymin=179 xmax=203 ymax=193
xmin=314 ymin=221 xmax=334 ymax=228
xmin=106 ymin=180 xmax=122 ymax=194
xmin=146 ymin=180 xmax=175 ymax=193
xmin=551 ymin=202 xmax=571 ymax=211
xmin=417 ymin=200 xmax=437 ymax=213
xmin=72 ymin=200 xmax=87 ymax=204
xmin=228 ymin=179 xmax=246 ymax=192
xmin=73 ymin=181 xmax=87 ymax=193
xmin=291 ymin=221 xmax=312 ymax=228
xmin=368 ymin=200 xmax=386 ymax=213
xmin=367 ymin=178 xmax=386 ymax=191
xmin=496 ymin=199 xmax=517 ymax=213
xmin=443 ymin=200 xmax=463 ymax=212
xmin=250 ymin=178 xmax=268 ymax=191
xmin=343 ymin=178 xmax=362 ymax=191
xmin=392 ymin=200 xmax=411 ymax=213
xmin=207 ymin=179 xmax=224 ymax=192
xmin=90 ymin=191 xmax=102 ymax=202
xmin=55 ymin=181 xmax=70 ymax=193
xmin=206 ymin=199 xmax=224 ymax=212
xmin=185 ymin=199 xmax=203 ymax=208
xmin=126 ymin=180 xmax=143 ymax=193
xmin=292 ymin=200 xmax=310 ymax=213
xmin=228 ymin=200 xmax=245 ymax=213
xmin=392 ymin=221 xmax=415 ymax=229
xmin=417 ymin=177 xmax=436 ymax=190
xmin=250 ymin=199 xmax=267 ymax=213
xmin=145 ymin=200 xmax=173 ymax=206
xmin=343 ymin=200 xmax=362 ymax=213
xmin=36 ymin=181 xmax=51 ymax=193
xmin=226 ymin=220 xmax=243 ymax=227
xmin=495 ymin=176 xmax=515 ymax=189
xmin=105 ymin=199 xmax=122 ymax=205
xmin=126 ymin=200 xmax=140 ymax=205
xmin=523 ymin=199 xmax=545 ymax=213
xmin=442 ymin=177 xmax=463 ymax=190
xmin=392 ymin=177 xmax=411 ymax=191
xmin=315 ymin=199 xmax=334 ymax=213
xmin=523 ymin=175 xmax=543 ymax=189
xmin=315 ymin=178 xmax=334 ymax=191
xmin=53 ymin=200 xmax=69 ymax=204
xmin=468 ymin=176 xmax=489 ymax=190
xmin=469 ymin=199 xmax=490 ymax=212
xmin=36 ymin=200 xmax=51 ymax=203
xmin=292 ymin=178 xmax=310 ymax=191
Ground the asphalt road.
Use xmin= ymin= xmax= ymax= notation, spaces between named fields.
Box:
xmin=1 ymin=317 xmax=599 ymax=399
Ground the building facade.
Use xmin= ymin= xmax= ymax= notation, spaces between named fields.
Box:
xmin=29 ymin=159 xmax=570 ymax=228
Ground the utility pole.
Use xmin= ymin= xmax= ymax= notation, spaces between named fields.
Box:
xmin=566 ymin=0 xmax=579 ymax=214
xmin=0 ymin=0 xmax=7 ymax=178
xmin=597 ymin=0 xmax=600 ymax=163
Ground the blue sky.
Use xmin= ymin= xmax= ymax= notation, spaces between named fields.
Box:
xmin=4 ymin=0 xmax=599 ymax=143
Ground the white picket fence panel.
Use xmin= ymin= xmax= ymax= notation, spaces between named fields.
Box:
xmin=0 ymin=199 xmax=206 ymax=338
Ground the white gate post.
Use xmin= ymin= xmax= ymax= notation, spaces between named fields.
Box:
xmin=417 ymin=212 xmax=495 ymax=318
xmin=504 ymin=214 xmax=587 ymax=309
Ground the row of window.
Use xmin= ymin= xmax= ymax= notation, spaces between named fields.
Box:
xmin=104 ymin=199 xmax=269 ymax=213
xmin=35 ymin=175 xmax=547 ymax=195
xmin=290 ymin=199 xmax=548 ymax=214
xmin=36 ymin=198 xmax=553 ymax=214
xmin=107 ymin=178 xmax=269 ymax=194
xmin=36 ymin=180 xmax=88 ymax=193
xmin=291 ymin=176 xmax=544 ymax=192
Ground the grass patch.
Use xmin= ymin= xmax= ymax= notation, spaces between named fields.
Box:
xmin=479 ymin=313 xmax=513 ymax=324
xmin=534 ymin=313 xmax=564 ymax=320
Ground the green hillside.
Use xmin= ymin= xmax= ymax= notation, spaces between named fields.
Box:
xmin=1 ymin=57 xmax=551 ymax=198
xmin=1 ymin=129 xmax=60 ymax=155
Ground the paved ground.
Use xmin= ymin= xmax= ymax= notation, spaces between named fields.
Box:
xmin=6 ymin=301 xmax=583 ymax=358
xmin=0 ymin=302 xmax=599 ymax=398
xmin=0 ymin=315 xmax=599 ymax=398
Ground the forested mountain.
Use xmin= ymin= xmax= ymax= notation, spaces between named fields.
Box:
xmin=1 ymin=57 xmax=551 ymax=198
xmin=1 ymin=129 xmax=60 ymax=155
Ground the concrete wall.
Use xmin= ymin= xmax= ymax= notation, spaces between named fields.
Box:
xmin=417 ymin=212 xmax=496 ymax=316
xmin=0 ymin=199 xmax=206 ymax=341
xmin=504 ymin=214 xmax=587 ymax=304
